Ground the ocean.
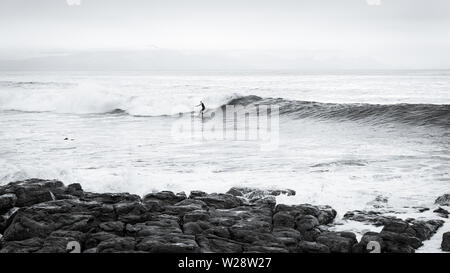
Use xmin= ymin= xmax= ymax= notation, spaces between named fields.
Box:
xmin=0 ymin=70 xmax=449 ymax=251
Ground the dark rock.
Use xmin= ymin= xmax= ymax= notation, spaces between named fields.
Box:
xmin=379 ymin=230 xmax=422 ymax=251
xmin=99 ymin=221 xmax=125 ymax=234
xmin=226 ymin=187 xmax=295 ymax=199
xmin=84 ymin=232 xmax=118 ymax=249
xmin=433 ymin=207 xmax=449 ymax=218
xmin=0 ymin=194 xmax=17 ymax=212
xmin=196 ymin=235 xmax=243 ymax=253
xmin=296 ymin=241 xmax=330 ymax=253
xmin=66 ymin=183 xmax=84 ymax=197
xmin=442 ymin=232 xmax=450 ymax=252
xmin=193 ymin=193 xmax=243 ymax=209
xmin=136 ymin=234 xmax=199 ymax=253
xmin=97 ymin=237 xmax=136 ymax=253
xmin=0 ymin=207 xmax=18 ymax=233
xmin=435 ymin=194 xmax=450 ymax=206
xmin=164 ymin=199 xmax=208 ymax=216
xmin=83 ymin=192 xmax=141 ymax=204
xmin=0 ymin=238 xmax=44 ymax=253
xmin=273 ymin=211 xmax=295 ymax=228
xmin=143 ymin=191 xmax=186 ymax=210
xmin=295 ymin=215 xmax=319 ymax=232
xmin=189 ymin=190 xmax=207 ymax=199
xmin=343 ymin=210 xmax=400 ymax=226
xmin=409 ymin=219 xmax=444 ymax=241
xmin=316 ymin=232 xmax=357 ymax=253
xmin=4 ymin=179 xmax=438 ymax=254
xmin=0 ymin=179 xmax=65 ymax=207
xmin=245 ymin=245 xmax=289 ymax=253
xmin=272 ymin=227 xmax=302 ymax=251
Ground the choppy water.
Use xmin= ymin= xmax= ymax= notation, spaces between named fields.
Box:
xmin=0 ymin=70 xmax=449 ymax=251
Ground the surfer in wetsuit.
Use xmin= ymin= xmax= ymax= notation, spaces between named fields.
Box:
xmin=196 ymin=101 xmax=206 ymax=118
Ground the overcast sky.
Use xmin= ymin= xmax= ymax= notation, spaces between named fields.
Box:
xmin=1 ymin=0 xmax=450 ymax=70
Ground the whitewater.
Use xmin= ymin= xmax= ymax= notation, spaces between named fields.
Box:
xmin=0 ymin=70 xmax=449 ymax=252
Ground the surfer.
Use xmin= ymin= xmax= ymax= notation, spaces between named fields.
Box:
xmin=196 ymin=101 xmax=206 ymax=118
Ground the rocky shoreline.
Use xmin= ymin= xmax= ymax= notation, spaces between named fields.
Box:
xmin=0 ymin=179 xmax=449 ymax=253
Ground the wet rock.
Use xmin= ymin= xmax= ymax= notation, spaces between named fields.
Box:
xmin=193 ymin=193 xmax=243 ymax=209
xmin=84 ymin=192 xmax=141 ymax=204
xmin=0 ymin=237 xmax=44 ymax=253
xmin=296 ymin=241 xmax=330 ymax=253
xmin=0 ymin=207 xmax=18 ymax=233
xmin=143 ymin=191 xmax=186 ymax=211
xmin=0 ymin=179 xmax=391 ymax=253
xmin=409 ymin=219 xmax=444 ymax=241
xmin=97 ymin=237 xmax=136 ymax=253
xmin=442 ymin=232 xmax=450 ymax=252
xmin=164 ymin=199 xmax=208 ymax=216
xmin=435 ymin=194 xmax=450 ymax=206
xmin=0 ymin=194 xmax=17 ymax=212
xmin=136 ymin=234 xmax=199 ymax=253
xmin=295 ymin=215 xmax=319 ymax=232
xmin=275 ymin=204 xmax=336 ymax=225
xmin=0 ymin=179 xmax=66 ymax=207
xmin=273 ymin=211 xmax=295 ymax=228
xmin=226 ymin=187 xmax=295 ymax=200
xmin=343 ymin=210 xmax=399 ymax=226
xmin=433 ymin=207 xmax=449 ymax=218
xmin=316 ymin=232 xmax=357 ymax=253
xmin=196 ymin=235 xmax=243 ymax=253
xmin=84 ymin=232 xmax=118 ymax=249
xmin=189 ymin=191 xmax=207 ymax=199
xmin=99 ymin=221 xmax=125 ymax=235
xmin=272 ymin=227 xmax=302 ymax=251
xmin=245 ymin=245 xmax=289 ymax=253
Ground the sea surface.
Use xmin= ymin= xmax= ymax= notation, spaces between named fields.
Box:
xmin=0 ymin=70 xmax=449 ymax=252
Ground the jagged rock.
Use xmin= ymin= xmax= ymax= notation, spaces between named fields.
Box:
xmin=343 ymin=210 xmax=399 ymax=226
xmin=433 ymin=207 xmax=449 ymax=218
xmin=97 ymin=237 xmax=136 ymax=253
xmin=272 ymin=227 xmax=302 ymax=251
xmin=0 ymin=194 xmax=17 ymax=212
xmin=296 ymin=241 xmax=330 ymax=253
xmin=143 ymin=191 xmax=186 ymax=211
xmin=189 ymin=191 xmax=207 ymax=199
xmin=136 ymin=234 xmax=199 ymax=253
xmin=273 ymin=211 xmax=295 ymax=228
xmin=295 ymin=215 xmax=319 ymax=232
xmin=99 ymin=221 xmax=125 ymax=234
xmin=315 ymin=232 xmax=357 ymax=253
xmin=193 ymin=193 xmax=243 ymax=209
xmin=196 ymin=235 xmax=243 ymax=253
xmin=82 ymin=192 xmax=141 ymax=204
xmin=435 ymin=194 xmax=450 ymax=206
xmin=84 ymin=232 xmax=118 ymax=249
xmin=164 ymin=199 xmax=208 ymax=216
xmin=275 ymin=204 xmax=336 ymax=225
xmin=0 ymin=237 xmax=44 ymax=253
xmin=226 ymin=187 xmax=295 ymax=200
xmin=0 ymin=179 xmax=67 ymax=207
xmin=245 ymin=245 xmax=289 ymax=253
xmin=442 ymin=232 xmax=450 ymax=252
xmin=0 ymin=207 xmax=18 ymax=233
xmin=409 ymin=219 xmax=444 ymax=241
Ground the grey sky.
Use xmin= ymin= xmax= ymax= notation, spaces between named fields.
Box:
xmin=1 ymin=0 xmax=450 ymax=70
